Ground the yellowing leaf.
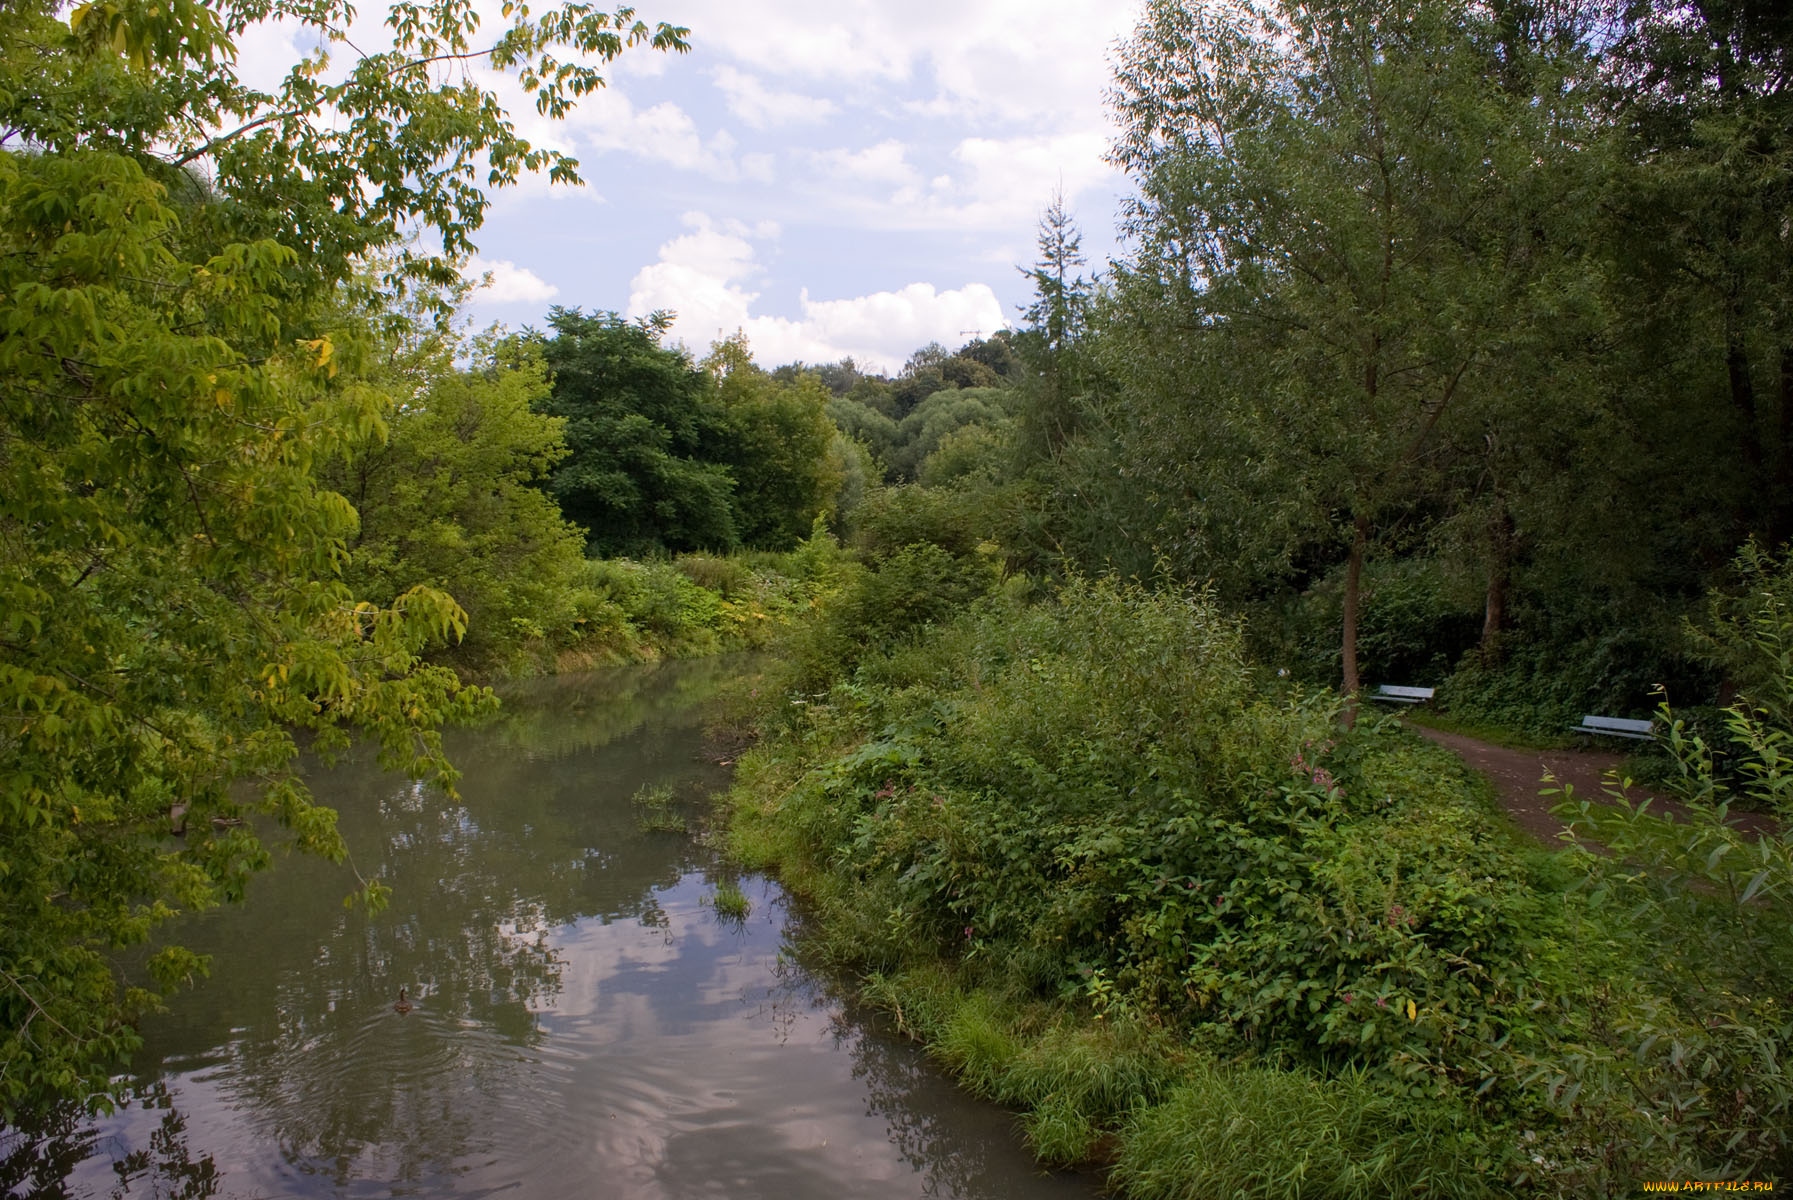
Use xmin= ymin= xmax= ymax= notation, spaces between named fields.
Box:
xmin=1406 ymin=999 xmax=1417 ymax=1021
xmin=301 ymin=336 xmax=338 ymax=376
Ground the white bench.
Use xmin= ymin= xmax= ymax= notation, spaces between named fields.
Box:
xmin=1571 ymin=714 xmax=1655 ymax=740
xmin=1370 ymin=685 xmax=1435 ymax=704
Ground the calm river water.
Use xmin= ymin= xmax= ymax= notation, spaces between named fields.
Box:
xmin=5 ymin=659 xmax=1099 ymax=1199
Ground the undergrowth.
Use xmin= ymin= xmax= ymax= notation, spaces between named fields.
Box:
xmin=717 ymin=573 xmax=1793 ymax=1196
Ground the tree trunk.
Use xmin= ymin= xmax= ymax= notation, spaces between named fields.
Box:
xmin=1341 ymin=512 xmax=1369 ymax=726
xmin=1727 ymin=333 xmax=1764 ymax=481
xmin=1480 ymin=503 xmax=1512 ymax=659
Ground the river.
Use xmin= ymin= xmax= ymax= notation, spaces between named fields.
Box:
xmin=2 ymin=659 xmax=1100 ymax=1200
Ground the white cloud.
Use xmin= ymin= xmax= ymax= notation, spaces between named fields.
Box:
xmin=799 ymin=130 xmax=1116 ymax=236
xmin=792 ymin=283 xmax=1007 ymax=366
xmin=660 ymin=0 xmax=1136 ymax=127
xmin=941 ymin=130 xmax=1114 ymax=220
xmin=574 ymin=91 xmax=745 ymax=178
xmin=230 ymin=16 xmax=308 ymax=94
xmin=626 ymin=213 xmax=1005 ymax=373
xmin=712 ymin=66 xmax=837 ymax=129
xmin=810 ymin=139 xmax=918 ymax=188
xmin=741 ymin=152 xmax=777 ymax=184
xmin=466 ymin=258 xmax=560 ymax=305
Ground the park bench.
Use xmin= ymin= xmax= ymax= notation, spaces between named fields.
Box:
xmin=1370 ymin=685 xmax=1435 ymax=704
xmin=1571 ymin=714 xmax=1656 ymax=741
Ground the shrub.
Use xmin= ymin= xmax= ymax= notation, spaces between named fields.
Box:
xmin=567 ymin=558 xmax=722 ymax=647
xmin=853 ymin=484 xmax=989 ymax=562
xmin=673 ymin=553 xmax=755 ymax=598
xmin=747 ymin=581 xmax=1575 ymax=1100
xmin=725 ymin=573 xmax=1790 ymax=1190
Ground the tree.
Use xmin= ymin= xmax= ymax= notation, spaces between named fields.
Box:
xmin=1015 ymin=193 xmax=1096 ymax=462
xmin=956 ymin=330 xmax=1021 ymax=380
xmin=323 ymin=324 xmax=589 ymax=664
xmin=1604 ymin=0 xmax=1793 ymax=545
xmin=532 ymin=308 xmax=740 ymax=555
xmin=1105 ymin=0 xmax=1600 ymax=700
xmin=704 ymin=333 xmax=843 ymax=550
xmin=885 ymin=387 xmax=1016 ymax=481
xmin=770 ymin=356 xmax=868 ymax=396
xmin=0 ymin=0 xmax=685 ymax=1117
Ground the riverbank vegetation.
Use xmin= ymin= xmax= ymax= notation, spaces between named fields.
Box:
xmin=721 ymin=562 xmax=1793 ymax=1193
xmin=7 ymin=0 xmax=1793 ymax=1190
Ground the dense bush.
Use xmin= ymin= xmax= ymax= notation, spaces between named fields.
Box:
xmin=323 ymin=332 xmax=589 ymax=667
xmin=558 ymin=552 xmax=819 ymax=662
xmin=1435 ymin=615 xmax=1715 ymax=739
xmin=771 ymin=485 xmax=1003 ymax=689
xmin=752 ymin=583 xmax=1571 ymax=1090
xmin=723 ymin=579 xmax=1704 ymax=1192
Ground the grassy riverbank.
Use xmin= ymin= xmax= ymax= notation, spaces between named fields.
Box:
xmin=444 ymin=534 xmax=850 ymax=680
xmin=716 ymin=576 xmax=1792 ymax=1196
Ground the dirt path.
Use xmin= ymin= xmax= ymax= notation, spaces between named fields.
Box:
xmin=1409 ymin=727 xmax=1644 ymax=845
xmin=1410 ymin=725 xmax=1777 ymax=846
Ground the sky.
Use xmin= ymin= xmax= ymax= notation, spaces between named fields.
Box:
xmin=240 ymin=0 xmax=1143 ymax=374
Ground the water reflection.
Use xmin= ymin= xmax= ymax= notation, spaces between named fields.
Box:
xmin=1 ymin=1086 xmax=221 ymax=1200
xmin=11 ymin=661 xmax=1097 ymax=1199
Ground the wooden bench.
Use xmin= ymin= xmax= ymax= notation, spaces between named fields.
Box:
xmin=1370 ymin=685 xmax=1435 ymax=705
xmin=1571 ymin=714 xmax=1655 ymax=741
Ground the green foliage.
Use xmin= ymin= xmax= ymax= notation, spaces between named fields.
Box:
xmin=570 ymin=559 xmax=725 ymax=649
xmin=1435 ymin=610 xmax=1709 ymax=739
xmin=823 ymin=432 xmax=878 ymax=538
xmin=1067 ymin=0 xmax=1642 ymax=696
xmin=1691 ymin=540 xmax=1793 ymax=726
xmin=1605 ymin=0 xmax=1793 ymax=547
xmin=724 ymin=580 xmax=1657 ymax=1190
xmin=1013 ymin=193 xmax=1097 ymax=463
xmin=738 ymin=582 xmax=1576 ymax=1097
xmin=852 ymin=485 xmax=992 ymax=562
xmin=1257 ymin=556 xmax=1482 ymax=688
xmin=534 ymin=319 xmax=846 ymax=555
xmin=776 ymin=486 xmax=1001 ymax=688
xmin=12 ymin=0 xmax=686 ymax=314
xmin=917 ymin=423 xmax=1012 ymax=489
xmin=1112 ymin=1061 xmax=1492 ymax=1200
xmin=532 ymin=309 xmax=739 ymax=556
xmin=323 ymin=325 xmax=588 ymax=666
xmin=1545 ymin=545 xmax=1793 ymax=1182
xmin=703 ymin=333 xmax=843 ymax=549
xmin=882 ymin=387 xmax=1014 ymax=481
xmin=708 ymin=879 xmax=750 ymax=920
xmin=0 ymin=0 xmax=682 ymax=1117
xmin=552 ymin=543 xmax=835 ymax=665
xmin=826 ymin=395 xmax=899 ymax=467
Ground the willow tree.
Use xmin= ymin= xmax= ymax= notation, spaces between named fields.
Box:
xmin=1105 ymin=0 xmax=1601 ymax=696
xmin=0 ymin=0 xmax=685 ymax=1117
